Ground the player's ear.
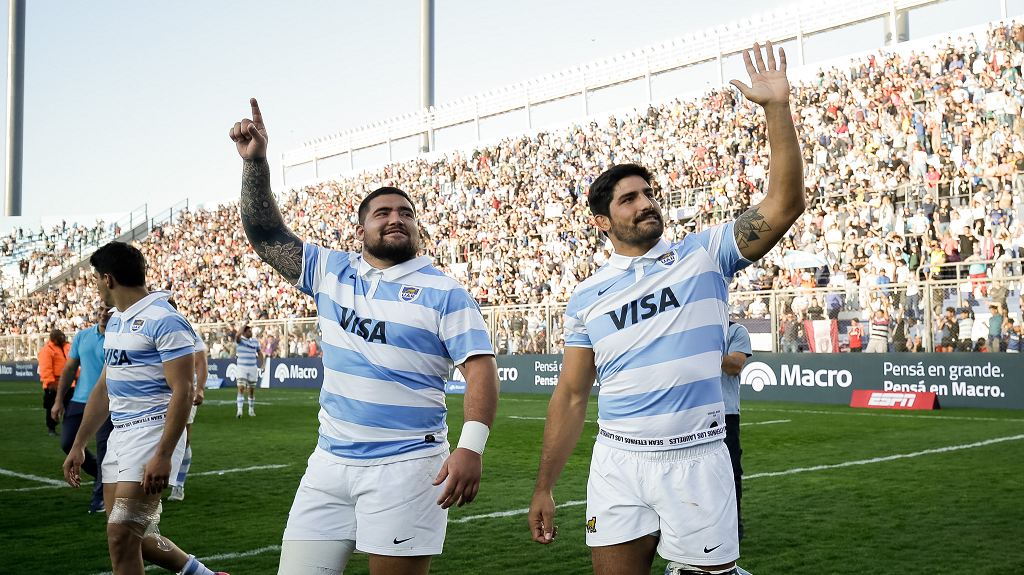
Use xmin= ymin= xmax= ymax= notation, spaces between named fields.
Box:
xmin=355 ymin=224 xmax=365 ymax=242
xmin=594 ymin=214 xmax=611 ymax=234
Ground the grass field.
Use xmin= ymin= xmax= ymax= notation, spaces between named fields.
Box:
xmin=2 ymin=380 xmax=1023 ymax=575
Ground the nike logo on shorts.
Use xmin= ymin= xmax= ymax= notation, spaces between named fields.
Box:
xmin=704 ymin=543 xmax=723 ymax=553
xmin=394 ymin=536 xmax=414 ymax=544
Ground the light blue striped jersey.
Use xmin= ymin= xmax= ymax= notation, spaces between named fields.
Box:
xmin=297 ymin=244 xmax=494 ymax=465
xmin=103 ymin=292 xmax=197 ymax=428
xmin=236 ymin=337 xmax=259 ymax=368
xmin=563 ymin=222 xmax=750 ymax=451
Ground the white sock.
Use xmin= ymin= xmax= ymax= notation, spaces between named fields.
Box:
xmin=248 ymin=397 xmax=255 ymax=410
xmin=236 ymin=394 xmax=243 ymax=411
xmin=179 ymin=554 xmax=216 ymax=575
xmin=175 ymin=446 xmax=192 ymax=486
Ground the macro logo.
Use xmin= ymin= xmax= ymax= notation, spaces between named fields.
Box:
xmin=657 ymin=252 xmax=676 ymax=267
xmin=274 ymin=363 xmax=290 ymax=383
xmin=276 ymin=362 xmax=319 ymax=382
xmin=400 ymin=285 xmax=422 ymax=303
xmin=225 ymin=364 xmax=237 ymax=381
xmin=740 ymin=362 xmax=777 ymax=391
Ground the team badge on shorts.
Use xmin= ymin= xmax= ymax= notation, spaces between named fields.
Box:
xmin=586 ymin=516 xmax=597 ymax=533
xmin=129 ymin=319 xmax=146 ymax=332
xmin=657 ymin=252 xmax=676 ymax=267
xmin=400 ymin=285 xmax=422 ymax=303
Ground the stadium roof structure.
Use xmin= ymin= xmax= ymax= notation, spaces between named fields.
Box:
xmin=282 ymin=0 xmax=948 ymax=180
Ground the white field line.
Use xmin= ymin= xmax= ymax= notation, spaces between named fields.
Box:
xmin=0 ymin=464 xmax=291 ymax=493
xmin=0 ymin=484 xmax=64 ymax=493
xmin=507 ymin=415 xmax=595 ymax=423
xmin=744 ymin=407 xmax=1024 ymax=423
xmin=191 ymin=464 xmax=290 ymax=476
xmin=0 ymin=467 xmax=66 ymax=486
xmin=745 ymin=434 xmax=1024 ymax=479
xmin=740 ymin=419 xmax=790 ymax=426
xmin=89 ymin=545 xmax=283 ymax=575
xmin=450 ymin=500 xmax=587 ymax=524
xmin=0 ymin=390 xmax=37 ymax=394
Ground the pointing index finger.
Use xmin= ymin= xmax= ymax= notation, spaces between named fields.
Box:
xmin=250 ymin=98 xmax=263 ymax=128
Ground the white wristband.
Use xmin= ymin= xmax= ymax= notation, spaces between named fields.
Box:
xmin=456 ymin=421 xmax=490 ymax=455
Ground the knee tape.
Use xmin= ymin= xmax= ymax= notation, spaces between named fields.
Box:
xmin=278 ymin=539 xmax=355 ymax=575
xmin=108 ymin=498 xmax=162 ymax=539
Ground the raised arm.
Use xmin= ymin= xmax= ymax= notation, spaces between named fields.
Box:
xmin=729 ymin=41 xmax=806 ymax=262
xmin=230 ymin=98 xmax=304 ymax=284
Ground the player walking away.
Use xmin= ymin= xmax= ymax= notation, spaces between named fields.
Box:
xmin=53 ymin=303 xmax=114 ymax=512
xmin=167 ymin=302 xmax=209 ymax=502
xmin=40 ymin=329 xmax=73 ymax=436
xmin=230 ymin=100 xmax=500 ymax=575
xmin=235 ymin=325 xmax=263 ymax=418
xmin=717 ymin=322 xmax=751 ymax=543
xmin=62 ymin=242 xmax=228 ymax=575
xmin=528 ymin=42 xmax=804 ymax=575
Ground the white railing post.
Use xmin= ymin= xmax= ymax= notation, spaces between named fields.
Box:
xmin=524 ymin=86 xmax=531 ymax=130
xmin=474 ymin=99 xmax=481 ymax=141
xmin=387 ymin=125 xmax=393 ymax=163
xmin=580 ymin=70 xmax=588 ymax=116
xmin=796 ymin=14 xmax=805 ymax=67
xmin=644 ymin=52 xmax=652 ymax=102
xmin=716 ymin=34 xmax=724 ymax=86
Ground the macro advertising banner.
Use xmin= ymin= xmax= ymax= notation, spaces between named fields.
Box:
xmin=0 ymin=361 xmax=39 ymax=381
xmin=266 ymin=357 xmax=324 ymax=388
xmin=446 ymin=354 xmax=599 ymax=395
xmin=739 ymin=353 xmax=1024 ymax=409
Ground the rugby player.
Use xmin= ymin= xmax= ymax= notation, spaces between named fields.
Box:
xmin=62 ymin=242 xmax=228 ymax=575
xmin=167 ymin=302 xmax=209 ymax=502
xmin=234 ymin=325 xmax=262 ymax=418
xmin=230 ymin=99 xmax=499 ymax=575
xmin=528 ymin=42 xmax=804 ymax=575
xmin=53 ymin=302 xmax=114 ymax=513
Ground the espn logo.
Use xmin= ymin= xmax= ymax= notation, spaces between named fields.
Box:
xmin=850 ymin=390 xmax=938 ymax=410
xmin=867 ymin=392 xmax=916 ymax=407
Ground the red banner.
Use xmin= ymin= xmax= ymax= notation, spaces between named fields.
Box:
xmin=803 ymin=319 xmax=839 ymax=353
xmin=850 ymin=390 xmax=939 ymax=410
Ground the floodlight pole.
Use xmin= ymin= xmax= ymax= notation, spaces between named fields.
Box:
xmin=419 ymin=0 xmax=434 ymax=154
xmin=5 ymin=0 xmax=25 ymax=216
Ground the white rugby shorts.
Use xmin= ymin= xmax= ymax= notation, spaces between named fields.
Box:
xmin=187 ymin=404 xmax=197 ymax=425
xmin=585 ymin=439 xmax=739 ymax=566
xmin=282 ymin=451 xmax=449 ymax=556
xmin=236 ymin=366 xmax=259 ymax=385
xmin=101 ymin=422 xmax=187 ymax=486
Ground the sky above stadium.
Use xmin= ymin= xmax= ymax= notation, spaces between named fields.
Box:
xmin=0 ymin=0 xmax=1013 ymax=228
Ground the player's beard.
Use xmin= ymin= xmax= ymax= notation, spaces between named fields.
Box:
xmin=608 ymin=208 xmax=664 ymax=248
xmin=364 ymin=228 xmax=419 ymax=264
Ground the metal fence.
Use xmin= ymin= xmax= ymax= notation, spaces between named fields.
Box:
xmin=3 ymin=271 xmax=1021 ymax=362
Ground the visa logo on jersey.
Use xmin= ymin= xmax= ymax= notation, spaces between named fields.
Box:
xmin=605 ymin=287 xmax=681 ymax=330
xmin=104 ymin=349 xmax=133 ymax=366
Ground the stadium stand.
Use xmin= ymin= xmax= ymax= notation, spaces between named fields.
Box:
xmin=4 ymin=21 xmax=1024 ymax=358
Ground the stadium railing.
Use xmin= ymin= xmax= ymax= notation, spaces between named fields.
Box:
xmin=2 ymin=273 xmax=1020 ymax=363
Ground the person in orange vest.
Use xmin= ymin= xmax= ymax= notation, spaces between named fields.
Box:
xmin=39 ymin=329 xmax=74 ymax=436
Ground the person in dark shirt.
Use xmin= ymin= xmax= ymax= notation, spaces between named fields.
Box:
xmin=922 ymin=195 xmax=937 ymax=223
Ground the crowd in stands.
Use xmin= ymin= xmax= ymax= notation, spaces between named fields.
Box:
xmin=0 ymin=220 xmax=115 ymax=296
xmin=5 ymin=21 xmax=1024 ymax=356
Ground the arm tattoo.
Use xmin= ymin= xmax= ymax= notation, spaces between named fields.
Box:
xmin=734 ymin=207 xmax=772 ymax=250
xmin=240 ymin=157 xmax=303 ymax=283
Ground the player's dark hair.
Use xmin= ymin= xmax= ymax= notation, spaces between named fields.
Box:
xmin=90 ymin=242 xmax=147 ymax=288
xmin=587 ymin=164 xmax=654 ymax=219
xmin=357 ymin=187 xmax=416 ymax=225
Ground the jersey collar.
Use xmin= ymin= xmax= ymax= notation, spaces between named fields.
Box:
xmin=356 ymin=255 xmax=433 ymax=282
xmin=116 ymin=291 xmax=172 ymax=323
xmin=607 ymin=239 xmax=672 ymax=270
